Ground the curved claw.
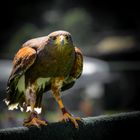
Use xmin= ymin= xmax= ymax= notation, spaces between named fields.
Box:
xmin=62 ymin=113 xmax=81 ymax=128
xmin=23 ymin=117 xmax=47 ymax=127
xmin=23 ymin=112 xmax=47 ymax=127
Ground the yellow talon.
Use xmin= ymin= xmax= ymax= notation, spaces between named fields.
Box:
xmin=62 ymin=113 xmax=81 ymax=128
xmin=23 ymin=117 xmax=47 ymax=128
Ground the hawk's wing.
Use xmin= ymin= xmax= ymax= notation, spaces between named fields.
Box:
xmin=6 ymin=46 xmax=37 ymax=106
xmin=62 ymin=47 xmax=83 ymax=91
xmin=8 ymin=46 xmax=37 ymax=85
xmin=70 ymin=47 xmax=83 ymax=79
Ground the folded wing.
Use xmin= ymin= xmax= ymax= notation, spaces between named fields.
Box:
xmin=6 ymin=46 xmax=37 ymax=108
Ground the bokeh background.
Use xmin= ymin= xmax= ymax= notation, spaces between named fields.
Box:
xmin=0 ymin=0 xmax=140 ymax=128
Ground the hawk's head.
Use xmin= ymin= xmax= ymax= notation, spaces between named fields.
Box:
xmin=47 ymin=30 xmax=73 ymax=47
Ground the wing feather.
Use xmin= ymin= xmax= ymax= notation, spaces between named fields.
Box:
xmin=6 ymin=46 xmax=37 ymax=106
xmin=9 ymin=46 xmax=37 ymax=82
xmin=70 ymin=47 xmax=83 ymax=79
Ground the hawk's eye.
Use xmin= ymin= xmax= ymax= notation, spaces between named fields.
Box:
xmin=65 ymin=35 xmax=69 ymax=40
xmin=50 ymin=36 xmax=56 ymax=40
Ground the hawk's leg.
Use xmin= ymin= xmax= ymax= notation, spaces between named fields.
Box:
xmin=51 ymin=77 xmax=81 ymax=128
xmin=23 ymin=82 xmax=47 ymax=127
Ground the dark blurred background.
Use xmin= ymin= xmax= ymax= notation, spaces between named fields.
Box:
xmin=0 ymin=0 xmax=140 ymax=128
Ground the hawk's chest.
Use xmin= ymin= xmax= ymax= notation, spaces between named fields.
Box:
xmin=34 ymin=46 xmax=75 ymax=77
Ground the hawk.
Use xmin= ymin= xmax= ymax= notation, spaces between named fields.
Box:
xmin=5 ymin=30 xmax=83 ymax=128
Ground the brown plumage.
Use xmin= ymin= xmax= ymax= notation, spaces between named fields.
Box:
xmin=5 ymin=30 xmax=83 ymax=128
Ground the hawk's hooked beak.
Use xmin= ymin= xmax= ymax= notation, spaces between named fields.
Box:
xmin=58 ymin=35 xmax=65 ymax=46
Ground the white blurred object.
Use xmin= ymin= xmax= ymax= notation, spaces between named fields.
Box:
xmin=86 ymin=83 xmax=104 ymax=99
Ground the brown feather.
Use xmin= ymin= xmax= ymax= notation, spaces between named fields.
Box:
xmin=70 ymin=47 xmax=83 ymax=79
xmin=6 ymin=46 xmax=37 ymax=106
xmin=8 ymin=46 xmax=36 ymax=83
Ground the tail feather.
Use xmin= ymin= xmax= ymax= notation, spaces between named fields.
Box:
xmin=4 ymin=90 xmax=25 ymax=111
xmin=5 ymin=73 xmax=26 ymax=110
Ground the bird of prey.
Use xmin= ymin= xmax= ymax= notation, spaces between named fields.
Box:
xmin=5 ymin=30 xmax=83 ymax=128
